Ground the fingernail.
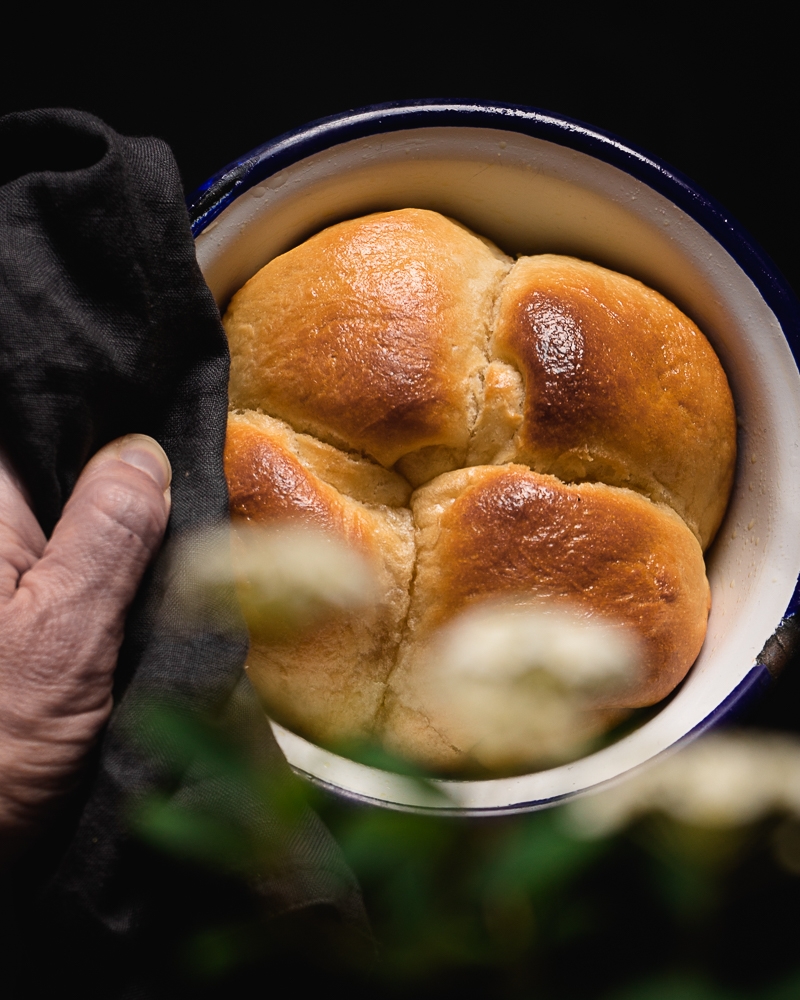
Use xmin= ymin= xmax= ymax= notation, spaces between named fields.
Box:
xmin=117 ymin=435 xmax=172 ymax=492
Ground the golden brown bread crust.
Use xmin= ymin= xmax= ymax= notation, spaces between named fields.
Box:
xmin=225 ymin=208 xmax=511 ymax=483
xmin=408 ymin=467 xmax=710 ymax=692
xmin=224 ymin=411 xmax=415 ymax=744
xmin=483 ymin=255 xmax=737 ymax=548
xmin=221 ymin=212 xmax=736 ymax=773
xmin=381 ymin=465 xmax=710 ymax=771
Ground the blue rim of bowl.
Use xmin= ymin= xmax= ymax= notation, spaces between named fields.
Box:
xmin=189 ymin=98 xmax=800 ymax=746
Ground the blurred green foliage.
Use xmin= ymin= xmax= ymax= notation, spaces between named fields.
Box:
xmin=128 ymin=702 xmax=800 ymax=998
xmin=129 ymin=701 xmax=308 ymax=877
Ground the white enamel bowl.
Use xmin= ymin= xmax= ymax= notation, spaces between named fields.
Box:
xmin=190 ymin=101 xmax=800 ymax=815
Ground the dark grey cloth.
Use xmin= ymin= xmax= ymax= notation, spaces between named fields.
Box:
xmin=0 ymin=108 xmax=366 ymax=996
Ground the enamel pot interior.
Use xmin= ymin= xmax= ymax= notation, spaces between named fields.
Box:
xmin=193 ymin=109 xmax=800 ymax=814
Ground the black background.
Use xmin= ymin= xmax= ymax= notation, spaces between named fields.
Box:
xmin=2 ymin=9 xmax=796 ymax=297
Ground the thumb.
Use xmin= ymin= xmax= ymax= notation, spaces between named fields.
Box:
xmin=36 ymin=432 xmax=171 ymax=607
xmin=19 ymin=434 xmax=172 ymax=695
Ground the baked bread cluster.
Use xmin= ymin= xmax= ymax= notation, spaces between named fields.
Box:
xmin=223 ymin=208 xmax=737 ymax=773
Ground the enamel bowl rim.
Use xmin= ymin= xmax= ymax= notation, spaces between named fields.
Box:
xmin=189 ymin=99 xmax=800 ymax=815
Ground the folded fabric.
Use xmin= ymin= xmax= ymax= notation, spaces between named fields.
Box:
xmin=0 ymin=108 xmax=366 ymax=996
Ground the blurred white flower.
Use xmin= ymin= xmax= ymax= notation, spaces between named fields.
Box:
xmin=566 ymin=730 xmax=800 ymax=837
xmin=174 ymin=523 xmax=377 ymax=641
xmin=431 ymin=603 xmax=637 ymax=693
xmin=421 ymin=602 xmax=640 ymax=769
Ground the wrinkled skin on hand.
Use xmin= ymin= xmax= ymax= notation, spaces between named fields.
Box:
xmin=0 ymin=435 xmax=171 ymax=863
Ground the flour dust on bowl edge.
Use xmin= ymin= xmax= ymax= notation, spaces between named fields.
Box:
xmin=189 ymin=100 xmax=800 ymax=815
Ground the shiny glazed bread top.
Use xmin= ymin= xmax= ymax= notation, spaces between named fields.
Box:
xmin=223 ymin=208 xmax=735 ymax=774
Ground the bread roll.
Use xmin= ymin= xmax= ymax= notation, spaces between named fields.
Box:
xmin=225 ymin=410 xmax=414 ymax=743
xmin=225 ymin=208 xmax=511 ymax=486
xmin=476 ymin=255 xmax=737 ymax=549
xmin=222 ymin=208 xmax=735 ymax=773
xmin=381 ymin=466 xmax=709 ymax=771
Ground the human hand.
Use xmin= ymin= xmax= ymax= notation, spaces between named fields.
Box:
xmin=0 ymin=435 xmax=171 ymax=863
